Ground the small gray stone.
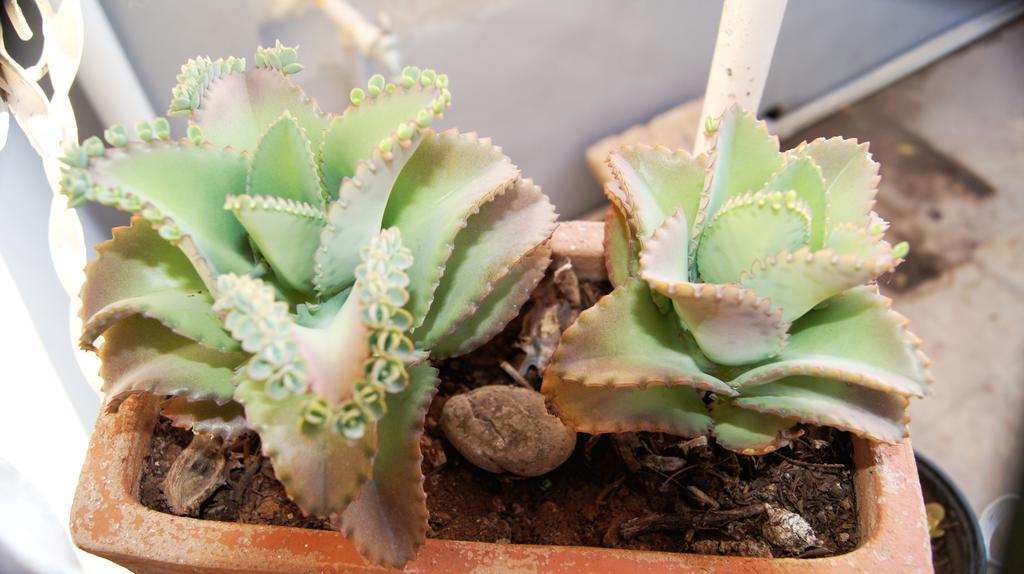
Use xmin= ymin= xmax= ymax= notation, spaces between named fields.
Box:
xmin=762 ymin=505 xmax=821 ymax=552
xmin=441 ymin=385 xmax=576 ymax=477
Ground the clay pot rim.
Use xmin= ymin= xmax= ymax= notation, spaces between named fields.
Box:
xmin=71 ymin=221 xmax=933 ymax=573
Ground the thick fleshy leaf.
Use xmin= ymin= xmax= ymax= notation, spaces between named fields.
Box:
xmin=234 ymin=376 xmax=375 ymax=517
xmin=607 ymin=144 xmax=706 ymax=240
xmin=642 ymin=276 xmax=787 ymax=367
xmin=791 ymin=137 xmax=879 ymax=233
xmin=826 ymin=222 xmax=898 ymax=261
xmin=430 ymin=245 xmax=551 ymax=358
xmin=414 ymin=178 xmax=556 ymax=349
xmin=603 ymin=204 xmax=637 ymax=287
xmin=192 ymin=68 xmax=328 ymax=151
xmin=638 ymin=207 xmax=689 ymax=285
xmin=337 ymin=364 xmax=438 ymax=568
xmin=319 ymin=83 xmax=444 ymax=198
xmin=542 ymin=371 xmax=712 ymax=436
xmin=739 ymin=246 xmax=901 ymax=322
xmin=711 ymin=400 xmax=797 ymax=455
xmin=380 ymin=130 xmax=519 ymax=326
xmin=733 ymin=376 xmax=909 ymax=443
xmin=701 ymin=106 xmax=783 ymax=222
xmin=313 ymin=133 xmax=423 ymax=298
xmin=766 ymin=156 xmax=828 ymax=249
xmin=247 ymin=112 xmax=324 ymax=206
xmin=162 ymin=397 xmax=248 ymax=440
xmin=732 ymin=286 xmax=932 ymax=396
xmin=696 ymin=190 xmax=811 ymax=285
xmin=225 ymin=195 xmax=325 ymax=295
xmin=80 ymin=221 xmax=237 ymax=352
xmin=548 ymin=279 xmax=733 ymax=394
xmin=99 ymin=316 xmax=246 ymax=407
xmin=77 ymin=140 xmax=254 ymax=284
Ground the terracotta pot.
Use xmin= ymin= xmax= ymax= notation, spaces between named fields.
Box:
xmin=71 ymin=221 xmax=933 ymax=573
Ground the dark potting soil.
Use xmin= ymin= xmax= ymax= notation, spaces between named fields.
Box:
xmin=138 ymin=259 xmax=861 ymax=558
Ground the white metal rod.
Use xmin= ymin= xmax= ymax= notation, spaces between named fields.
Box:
xmin=77 ymin=0 xmax=155 ymax=125
xmin=694 ymin=0 xmax=788 ymax=154
xmin=771 ymin=0 xmax=1024 ymax=139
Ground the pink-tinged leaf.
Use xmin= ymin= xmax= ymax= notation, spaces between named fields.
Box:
xmin=733 ymin=376 xmax=910 ymax=443
xmin=162 ymin=397 xmax=248 ymax=441
xmin=99 ymin=316 xmax=246 ymax=408
xmin=234 ymin=375 xmax=376 ymax=518
xmin=430 ymin=244 xmax=551 ymax=359
xmin=337 ymin=364 xmax=438 ymax=568
xmin=543 ymin=370 xmax=712 ymax=436
xmin=193 ymin=68 xmax=328 ymax=151
xmin=711 ymin=400 xmax=796 ymax=455
xmin=732 ymin=286 xmax=932 ymax=397
xmin=80 ymin=221 xmax=237 ymax=352
xmin=415 ymin=177 xmax=556 ymax=352
xmin=603 ymin=204 xmax=637 ymax=287
xmin=638 ymin=206 xmax=690 ymax=285
xmin=606 ymin=144 xmax=705 ymax=241
xmin=642 ymin=276 xmax=788 ymax=367
xmin=547 ymin=279 xmax=733 ymax=395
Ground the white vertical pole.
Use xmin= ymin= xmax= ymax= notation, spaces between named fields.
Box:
xmin=693 ymin=0 xmax=788 ymax=154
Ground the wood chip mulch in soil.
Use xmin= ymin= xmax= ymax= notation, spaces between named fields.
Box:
xmin=138 ymin=258 xmax=861 ymax=559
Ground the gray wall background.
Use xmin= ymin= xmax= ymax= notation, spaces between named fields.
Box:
xmin=98 ymin=0 xmax=1007 ymax=218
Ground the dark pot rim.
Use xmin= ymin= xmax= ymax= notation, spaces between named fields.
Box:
xmin=915 ymin=450 xmax=987 ymax=573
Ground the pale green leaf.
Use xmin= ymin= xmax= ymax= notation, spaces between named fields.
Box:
xmin=430 ymin=245 xmax=551 ymax=358
xmin=84 ymin=141 xmax=254 ymax=281
xmin=99 ymin=316 xmax=246 ymax=406
xmin=247 ymin=112 xmax=325 ymax=206
xmin=548 ymin=279 xmax=733 ymax=394
xmin=791 ymin=137 xmax=879 ymax=233
xmin=414 ymin=178 xmax=556 ymax=350
xmin=319 ymin=84 xmax=441 ymax=199
xmin=734 ymin=376 xmax=909 ymax=443
xmin=766 ymin=156 xmax=828 ymax=249
xmin=711 ymin=400 xmax=796 ymax=455
xmin=702 ymin=106 xmax=783 ymax=221
xmin=380 ymin=129 xmax=519 ymax=326
xmin=225 ymin=195 xmax=325 ymax=296
xmin=732 ymin=286 xmax=932 ymax=396
xmin=739 ymin=247 xmax=899 ymax=322
xmin=696 ymin=190 xmax=810 ymax=285
xmin=80 ymin=221 xmax=237 ymax=352
xmin=313 ymin=132 xmax=424 ymax=298
xmin=607 ymin=144 xmax=705 ymax=240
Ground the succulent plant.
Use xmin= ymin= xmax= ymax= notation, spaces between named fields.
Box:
xmin=543 ymin=106 xmax=931 ymax=455
xmin=62 ymin=43 xmax=556 ymax=567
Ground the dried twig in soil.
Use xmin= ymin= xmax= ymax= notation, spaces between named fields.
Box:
xmin=620 ymin=504 xmax=768 ymax=539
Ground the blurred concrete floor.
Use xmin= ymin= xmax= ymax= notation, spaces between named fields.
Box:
xmin=785 ymin=18 xmax=1024 ymax=515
